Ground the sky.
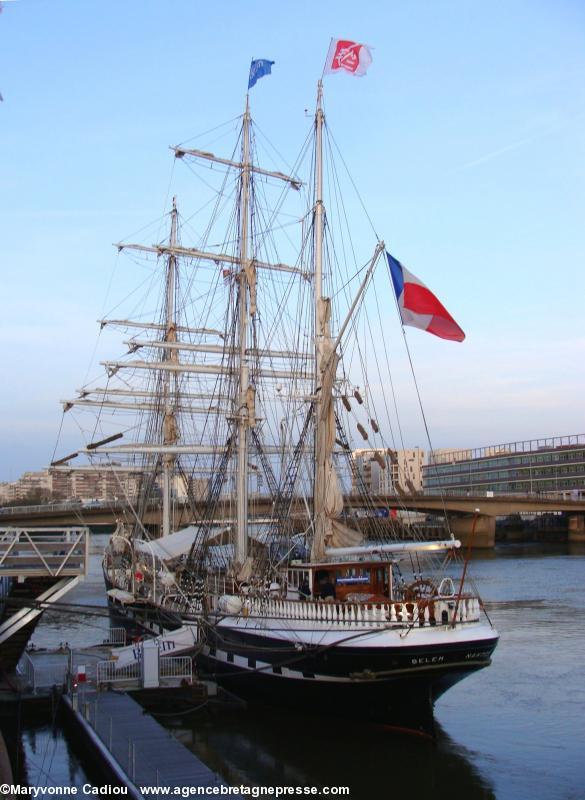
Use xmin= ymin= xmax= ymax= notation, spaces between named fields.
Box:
xmin=0 ymin=0 xmax=584 ymax=481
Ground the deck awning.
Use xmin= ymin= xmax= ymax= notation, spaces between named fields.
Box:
xmin=134 ymin=526 xmax=201 ymax=561
xmin=134 ymin=525 xmax=233 ymax=562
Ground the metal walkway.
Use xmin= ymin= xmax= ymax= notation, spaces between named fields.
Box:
xmin=64 ymin=689 xmax=225 ymax=793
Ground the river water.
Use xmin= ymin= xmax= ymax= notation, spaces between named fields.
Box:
xmin=22 ymin=536 xmax=585 ymax=799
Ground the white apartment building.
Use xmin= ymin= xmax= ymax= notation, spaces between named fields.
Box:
xmin=351 ymin=448 xmax=426 ymax=494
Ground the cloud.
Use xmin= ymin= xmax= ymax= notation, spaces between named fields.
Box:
xmin=452 ymin=116 xmax=573 ymax=172
xmin=456 ymin=134 xmax=542 ymax=170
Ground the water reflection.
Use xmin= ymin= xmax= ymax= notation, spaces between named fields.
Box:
xmin=20 ymin=722 xmax=92 ymax=789
xmin=471 ymin=541 xmax=572 ymax=561
xmin=15 ymin=536 xmax=585 ymax=799
xmin=31 ymin=534 xmax=110 ymax=650
xmin=156 ymin=705 xmax=495 ymax=800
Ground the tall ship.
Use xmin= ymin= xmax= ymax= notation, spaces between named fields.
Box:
xmin=53 ymin=52 xmax=498 ymax=734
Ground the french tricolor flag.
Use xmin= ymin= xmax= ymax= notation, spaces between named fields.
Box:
xmin=387 ymin=252 xmax=465 ymax=342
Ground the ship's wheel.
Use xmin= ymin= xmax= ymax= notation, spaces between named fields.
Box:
xmin=404 ymin=579 xmax=437 ymax=601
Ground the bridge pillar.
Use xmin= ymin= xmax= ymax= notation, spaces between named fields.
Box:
xmin=449 ymin=515 xmax=496 ymax=549
xmin=568 ymin=514 xmax=585 ymax=543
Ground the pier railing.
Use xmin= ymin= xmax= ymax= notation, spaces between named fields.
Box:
xmin=160 ymin=655 xmax=192 ymax=681
xmin=212 ymin=594 xmax=480 ymax=627
xmin=96 ymin=654 xmax=192 ymax=688
xmin=20 ymin=651 xmax=70 ymax=694
xmin=96 ymin=659 xmax=141 ymax=686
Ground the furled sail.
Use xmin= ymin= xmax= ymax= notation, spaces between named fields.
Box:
xmin=312 ymin=298 xmax=362 ymax=561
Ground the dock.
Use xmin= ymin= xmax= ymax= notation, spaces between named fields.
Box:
xmin=62 ymin=689 xmax=224 ymax=794
xmin=2 ymin=641 xmax=227 ymax=795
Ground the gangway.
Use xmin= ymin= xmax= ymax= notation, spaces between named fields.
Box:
xmin=0 ymin=527 xmax=89 ymax=669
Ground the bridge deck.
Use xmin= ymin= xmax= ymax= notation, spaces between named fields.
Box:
xmin=2 ymin=493 xmax=585 ymax=528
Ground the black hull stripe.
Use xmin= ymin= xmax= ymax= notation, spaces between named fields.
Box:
xmin=201 ymin=644 xmax=491 ymax=683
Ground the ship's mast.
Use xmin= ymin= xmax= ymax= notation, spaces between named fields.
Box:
xmin=161 ymin=197 xmax=179 ymax=537
xmin=80 ymin=104 xmax=301 ymax=554
xmin=313 ymin=80 xmax=327 ymax=552
xmin=235 ymin=96 xmax=252 ymax=565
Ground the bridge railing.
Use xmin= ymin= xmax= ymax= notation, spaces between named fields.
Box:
xmin=0 ymin=527 xmax=89 ymax=577
xmin=0 ymin=501 xmax=88 ymax=516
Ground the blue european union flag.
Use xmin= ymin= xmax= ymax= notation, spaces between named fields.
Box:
xmin=248 ymin=59 xmax=275 ymax=90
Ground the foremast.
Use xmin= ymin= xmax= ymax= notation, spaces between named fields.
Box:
xmin=56 ymin=98 xmax=305 ymax=569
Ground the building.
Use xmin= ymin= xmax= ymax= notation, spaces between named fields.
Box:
xmin=351 ymin=448 xmax=426 ymax=494
xmin=1 ymin=468 xmax=142 ymax=505
xmin=0 ymin=470 xmax=52 ymax=504
xmin=0 ymin=466 xmax=210 ymax=506
xmin=423 ymin=434 xmax=585 ymax=497
xmin=50 ymin=469 xmax=143 ymax=502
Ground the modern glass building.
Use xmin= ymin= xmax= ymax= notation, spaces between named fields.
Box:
xmin=423 ymin=434 xmax=585 ymax=496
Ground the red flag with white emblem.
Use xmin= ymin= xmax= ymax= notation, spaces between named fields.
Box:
xmin=323 ymin=39 xmax=373 ymax=77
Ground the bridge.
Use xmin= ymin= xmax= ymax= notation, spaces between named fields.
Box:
xmin=2 ymin=492 xmax=585 ymax=548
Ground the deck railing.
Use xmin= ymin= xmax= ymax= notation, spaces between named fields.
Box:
xmin=102 ymin=627 xmax=127 ymax=646
xmin=211 ymin=594 xmax=480 ymax=627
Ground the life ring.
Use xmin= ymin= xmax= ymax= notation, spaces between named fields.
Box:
xmin=437 ymin=577 xmax=455 ymax=597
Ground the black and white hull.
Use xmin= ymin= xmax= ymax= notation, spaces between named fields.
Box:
xmin=199 ymin=595 xmax=497 ymax=734
xmin=102 ymin=577 xmax=498 ymax=735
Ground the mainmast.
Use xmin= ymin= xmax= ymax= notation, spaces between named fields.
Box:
xmin=314 ymin=82 xmax=325 ymax=310
xmin=313 ymin=80 xmax=328 ymax=559
xmin=311 ymin=80 xmax=357 ymax=562
xmin=161 ymin=197 xmax=179 ymax=537
xmin=235 ymin=96 xmax=253 ymax=566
